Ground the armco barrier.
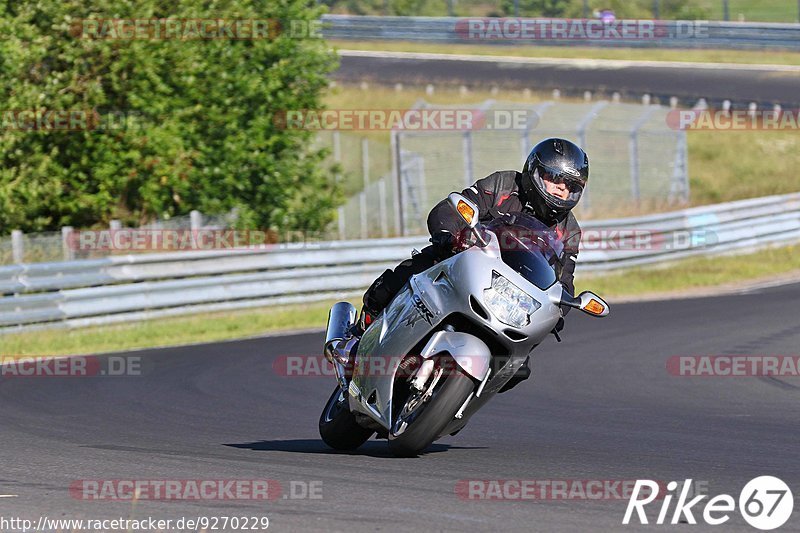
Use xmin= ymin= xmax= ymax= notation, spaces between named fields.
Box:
xmin=1 ymin=193 xmax=799 ymax=333
xmin=322 ymin=15 xmax=800 ymax=51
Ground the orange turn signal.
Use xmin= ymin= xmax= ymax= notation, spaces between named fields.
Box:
xmin=457 ymin=200 xmax=475 ymax=225
xmin=584 ymin=299 xmax=605 ymax=316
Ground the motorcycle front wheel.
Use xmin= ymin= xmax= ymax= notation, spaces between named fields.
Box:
xmin=388 ymin=355 xmax=475 ymax=457
xmin=319 ymin=387 xmax=374 ymax=450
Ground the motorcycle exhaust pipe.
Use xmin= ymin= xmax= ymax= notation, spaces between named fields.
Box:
xmin=324 ymin=302 xmax=357 ymax=362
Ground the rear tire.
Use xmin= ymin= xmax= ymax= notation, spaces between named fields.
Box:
xmin=319 ymin=387 xmax=374 ymax=450
xmin=388 ymin=356 xmax=475 ymax=457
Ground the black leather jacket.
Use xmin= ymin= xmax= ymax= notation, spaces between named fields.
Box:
xmin=426 ymin=170 xmax=582 ymax=302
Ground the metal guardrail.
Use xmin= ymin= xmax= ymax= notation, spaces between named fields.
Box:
xmin=322 ymin=15 xmax=800 ymax=51
xmin=1 ymin=193 xmax=799 ymax=333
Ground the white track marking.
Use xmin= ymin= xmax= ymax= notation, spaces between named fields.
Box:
xmin=338 ymin=49 xmax=800 ymax=73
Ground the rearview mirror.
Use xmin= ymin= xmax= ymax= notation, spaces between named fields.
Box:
xmin=560 ymin=290 xmax=610 ymax=317
xmin=577 ymin=291 xmax=609 ymax=317
xmin=447 ymin=193 xmax=480 ymax=229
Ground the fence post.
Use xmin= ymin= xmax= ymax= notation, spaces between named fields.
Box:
xmin=337 ymin=206 xmax=346 ymax=241
xmin=190 ymin=210 xmax=202 ymax=230
xmin=361 ymin=137 xmax=370 ymax=189
xmin=576 ymin=102 xmax=608 ymax=210
xmin=629 ymin=106 xmax=659 ymax=206
xmin=629 ymin=132 xmax=641 ymax=206
xmin=333 ymin=131 xmax=341 ymax=163
xmin=361 ymin=138 xmax=370 ymax=237
xmin=359 ymin=191 xmax=368 ymax=240
xmin=391 ymin=131 xmax=405 ymax=236
xmin=333 ymin=131 xmax=342 ymax=187
xmin=11 ymin=230 xmax=23 ymax=264
xmin=723 ymin=0 xmax=730 ymax=21
xmin=62 ymin=226 xmax=75 ymax=261
xmin=462 ymin=131 xmax=474 ymax=188
xmin=378 ymin=178 xmax=389 ymax=238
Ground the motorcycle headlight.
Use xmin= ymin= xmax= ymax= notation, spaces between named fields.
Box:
xmin=483 ymin=271 xmax=540 ymax=328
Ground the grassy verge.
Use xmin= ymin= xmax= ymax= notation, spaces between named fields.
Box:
xmin=3 ymin=243 xmax=800 ymax=357
xmin=332 ymin=40 xmax=800 ymax=66
xmin=577 ymin=243 xmax=800 ymax=295
xmin=0 ymin=298 xmax=360 ymax=357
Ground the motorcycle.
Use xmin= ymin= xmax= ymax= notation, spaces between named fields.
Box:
xmin=318 ymin=192 xmax=610 ymax=456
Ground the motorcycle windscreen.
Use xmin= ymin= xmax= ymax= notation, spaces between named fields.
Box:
xmin=498 ymin=247 xmax=557 ymax=290
xmin=485 ymin=213 xmax=561 ymax=290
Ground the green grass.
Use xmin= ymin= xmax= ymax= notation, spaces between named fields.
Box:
xmin=701 ymin=0 xmax=800 ymax=22
xmin=577 ymin=243 xmax=800 ymax=296
xmin=332 ymin=39 xmax=800 ymax=66
xmin=327 ymin=0 xmax=800 ymax=22
xmin=0 ymin=298 xmax=360 ymax=357
xmin=3 ymin=243 xmax=800 ymax=357
xmin=688 ymin=131 xmax=800 ymax=204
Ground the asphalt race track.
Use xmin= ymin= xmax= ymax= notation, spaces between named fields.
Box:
xmin=1 ymin=283 xmax=799 ymax=532
xmin=335 ymin=51 xmax=800 ymax=109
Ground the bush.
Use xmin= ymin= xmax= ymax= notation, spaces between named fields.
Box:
xmin=0 ymin=0 xmax=340 ymax=235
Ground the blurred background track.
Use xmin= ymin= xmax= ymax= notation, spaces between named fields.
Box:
xmin=335 ymin=50 xmax=800 ymax=108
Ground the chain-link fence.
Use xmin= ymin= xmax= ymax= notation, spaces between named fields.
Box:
xmin=0 ymin=210 xmax=237 ymax=265
xmin=315 ymin=131 xmax=401 ymax=240
xmin=393 ymin=102 xmax=689 ymax=235
xmin=325 ymin=100 xmax=688 ymax=238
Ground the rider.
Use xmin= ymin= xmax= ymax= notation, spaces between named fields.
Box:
xmin=360 ymin=138 xmax=588 ymax=388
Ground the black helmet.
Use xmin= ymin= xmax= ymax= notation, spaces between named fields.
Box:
xmin=521 ymin=138 xmax=589 ymax=224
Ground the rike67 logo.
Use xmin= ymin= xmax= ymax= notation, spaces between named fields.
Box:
xmin=623 ymin=477 xmax=794 ymax=530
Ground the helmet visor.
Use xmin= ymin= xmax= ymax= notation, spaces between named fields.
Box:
xmin=532 ymin=165 xmax=585 ymax=207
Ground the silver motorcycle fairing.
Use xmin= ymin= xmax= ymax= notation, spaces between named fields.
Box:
xmin=349 ymin=231 xmax=563 ymax=430
xmin=419 ymin=331 xmax=490 ymax=381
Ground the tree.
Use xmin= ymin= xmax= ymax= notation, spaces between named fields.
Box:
xmin=0 ymin=0 xmax=339 ymax=235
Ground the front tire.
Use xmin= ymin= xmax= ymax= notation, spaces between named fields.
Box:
xmin=388 ymin=356 xmax=475 ymax=457
xmin=319 ymin=387 xmax=373 ymax=450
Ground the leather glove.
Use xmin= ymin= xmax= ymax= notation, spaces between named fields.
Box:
xmin=430 ymin=231 xmax=454 ymax=251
